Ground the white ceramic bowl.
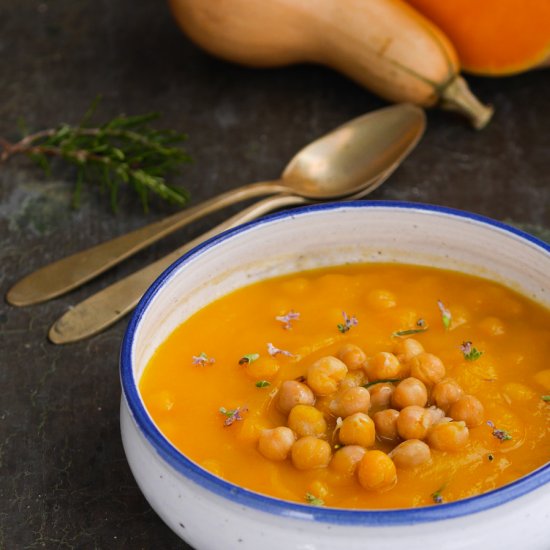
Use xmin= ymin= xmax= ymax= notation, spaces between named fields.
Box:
xmin=120 ymin=201 xmax=550 ymax=550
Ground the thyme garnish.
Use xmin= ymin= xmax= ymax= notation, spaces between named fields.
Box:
xmin=362 ymin=378 xmax=401 ymax=389
xmin=487 ymin=420 xmax=512 ymax=442
xmin=437 ymin=300 xmax=452 ymax=330
xmin=337 ymin=311 xmax=358 ymax=334
xmin=192 ymin=352 xmax=215 ymax=367
xmin=255 ymin=380 xmax=270 ymax=388
xmin=431 ymin=485 xmax=446 ymax=504
xmin=219 ymin=406 xmax=248 ymax=427
xmin=392 ymin=327 xmax=429 ymax=338
xmin=305 ymin=492 xmax=324 ymax=506
xmin=267 ymin=343 xmax=294 ymax=357
xmin=239 ymin=353 xmax=260 ymax=365
xmin=542 ymin=395 xmax=550 ymax=402
xmin=460 ymin=341 xmax=483 ymax=361
xmin=275 ymin=310 xmax=300 ymax=330
xmin=0 ymin=97 xmax=191 ymax=211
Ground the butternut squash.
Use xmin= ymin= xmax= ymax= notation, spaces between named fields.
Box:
xmin=168 ymin=0 xmax=493 ymax=128
xmin=405 ymin=0 xmax=550 ymax=76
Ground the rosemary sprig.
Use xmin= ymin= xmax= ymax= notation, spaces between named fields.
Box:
xmin=0 ymin=98 xmax=192 ymax=211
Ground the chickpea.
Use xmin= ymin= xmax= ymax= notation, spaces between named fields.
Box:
xmin=425 ymin=406 xmax=446 ymax=425
xmin=291 ymin=436 xmax=332 ymax=470
xmin=428 ymin=421 xmax=469 ymax=452
xmin=373 ymin=409 xmax=400 ymax=441
xmin=448 ymin=395 xmax=484 ymax=427
xmin=363 ymin=352 xmax=401 ymax=380
xmin=389 ymin=439 xmax=431 ymax=469
xmin=258 ymin=426 xmax=295 ymax=461
xmin=357 ymin=450 xmax=397 ymax=491
xmin=339 ymin=370 xmax=366 ymax=390
xmin=277 ymin=380 xmax=315 ymax=415
xmin=397 ymin=405 xmax=434 ymax=440
xmin=391 ymin=377 xmax=428 ymax=409
xmin=338 ymin=412 xmax=376 ymax=448
xmin=329 ymin=386 xmax=371 ymax=418
xmin=337 ymin=343 xmax=367 ymax=370
xmin=307 ymin=356 xmax=348 ymax=395
xmin=369 ymin=383 xmax=395 ymax=410
xmin=432 ymin=378 xmax=464 ymax=411
xmin=330 ymin=445 xmax=366 ymax=477
xmin=394 ymin=338 xmax=425 ymax=364
xmin=287 ymin=404 xmax=327 ymax=437
xmin=410 ymin=353 xmax=445 ymax=387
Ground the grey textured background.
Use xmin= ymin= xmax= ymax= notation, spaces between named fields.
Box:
xmin=0 ymin=1 xmax=549 ymax=548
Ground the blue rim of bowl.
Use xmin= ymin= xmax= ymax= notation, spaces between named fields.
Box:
xmin=120 ymin=200 xmax=550 ymax=526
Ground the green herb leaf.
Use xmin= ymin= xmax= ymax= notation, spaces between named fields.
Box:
xmin=431 ymin=488 xmax=444 ymax=504
xmin=437 ymin=300 xmax=452 ymax=330
xmin=337 ymin=311 xmax=358 ymax=334
xmin=239 ymin=353 xmax=260 ymax=365
xmin=460 ymin=341 xmax=483 ymax=361
xmin=487 ymin=420 xmax=512 ymax=442
xmin=255 ymin=380 xmax=270 ymax=388
xmin=219 ymin=406 xmax=248 ymax=427
xmin=362 ymin=378 xmax=401 ymax=389
xmin=305 ymin=492 xmax=324 ymax=506
xmin=542 ymin=395 xmax=550 ymax=402
xmin=392 ymin=327 xmax=429 ymax=337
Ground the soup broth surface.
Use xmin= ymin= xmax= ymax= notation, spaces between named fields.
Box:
xmin=140 ymin=263 xmax=550 ymax=508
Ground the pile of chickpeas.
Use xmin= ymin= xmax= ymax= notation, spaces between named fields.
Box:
xmin=257 ymin=338 xmax=485 ymax=492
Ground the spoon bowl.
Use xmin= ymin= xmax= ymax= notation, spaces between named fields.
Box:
xmin=282 ymin=103 xmax=425 ymax=198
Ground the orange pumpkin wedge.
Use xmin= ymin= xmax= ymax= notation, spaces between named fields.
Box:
xmin=406 ymin=0 xmax=550 ymax=76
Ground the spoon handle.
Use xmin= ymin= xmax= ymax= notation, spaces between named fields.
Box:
xmin=48 ymin=194 xmax=308 ymax=344
xmin=6 ymin=180 xmax=286 ymax=306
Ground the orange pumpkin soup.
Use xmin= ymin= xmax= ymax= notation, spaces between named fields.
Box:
xmin=140 ymin=263 xmax=550 ymax=508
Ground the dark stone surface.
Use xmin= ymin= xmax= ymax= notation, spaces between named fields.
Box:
xmin=0 ymin=1 xmax=548 ymax=548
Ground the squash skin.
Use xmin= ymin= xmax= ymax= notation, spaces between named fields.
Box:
xmin=405 ymin=0 xmax=550 ymax=76
xmin=168 ymin=0 xmax=493 ymax=128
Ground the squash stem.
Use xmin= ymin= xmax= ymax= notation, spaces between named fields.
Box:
xmin=440 ymin=76 xmax=494 ymax=130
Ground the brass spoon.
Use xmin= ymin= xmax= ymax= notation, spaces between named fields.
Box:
xmin=7 ymin=103 xmax=425 ymax=307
